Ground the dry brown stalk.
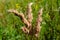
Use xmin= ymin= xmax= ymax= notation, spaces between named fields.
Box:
xmin=21 ymin=26 xmax=29 ymax=33
xmin=8 ymin=2 xmax=43 ymax=37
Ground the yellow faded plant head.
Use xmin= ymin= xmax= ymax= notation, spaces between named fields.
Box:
xmin=16 ymin=3 xmax=20 ymax=9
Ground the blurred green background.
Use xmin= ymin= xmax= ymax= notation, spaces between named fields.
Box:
xmin=0 ymin=0 xmax=60 ymax=40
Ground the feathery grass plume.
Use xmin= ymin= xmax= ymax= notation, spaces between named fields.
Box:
xmin=8 ymin=9 xmax=30 ymax=28
xmin=8 ymin=2 xmax=43 ymax=38
xmin=34 ymin=8 xmax=43 ymax=37
xmin=27 ymin=3 xmax=33 ymax=23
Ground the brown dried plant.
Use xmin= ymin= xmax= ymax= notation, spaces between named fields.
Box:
xmin=8 ymin=2 xmax=43 ymax=37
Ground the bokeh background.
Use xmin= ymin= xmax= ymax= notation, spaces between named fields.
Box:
xmin=0 ymin=0 xmax=60 ymax=40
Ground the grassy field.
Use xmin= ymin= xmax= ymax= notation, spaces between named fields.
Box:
xmin=0 ymin=0 xmax=60 ymax=40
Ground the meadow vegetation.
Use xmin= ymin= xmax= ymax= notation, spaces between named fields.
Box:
xmin=0 ymin=0 xmax=60 ymax=40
